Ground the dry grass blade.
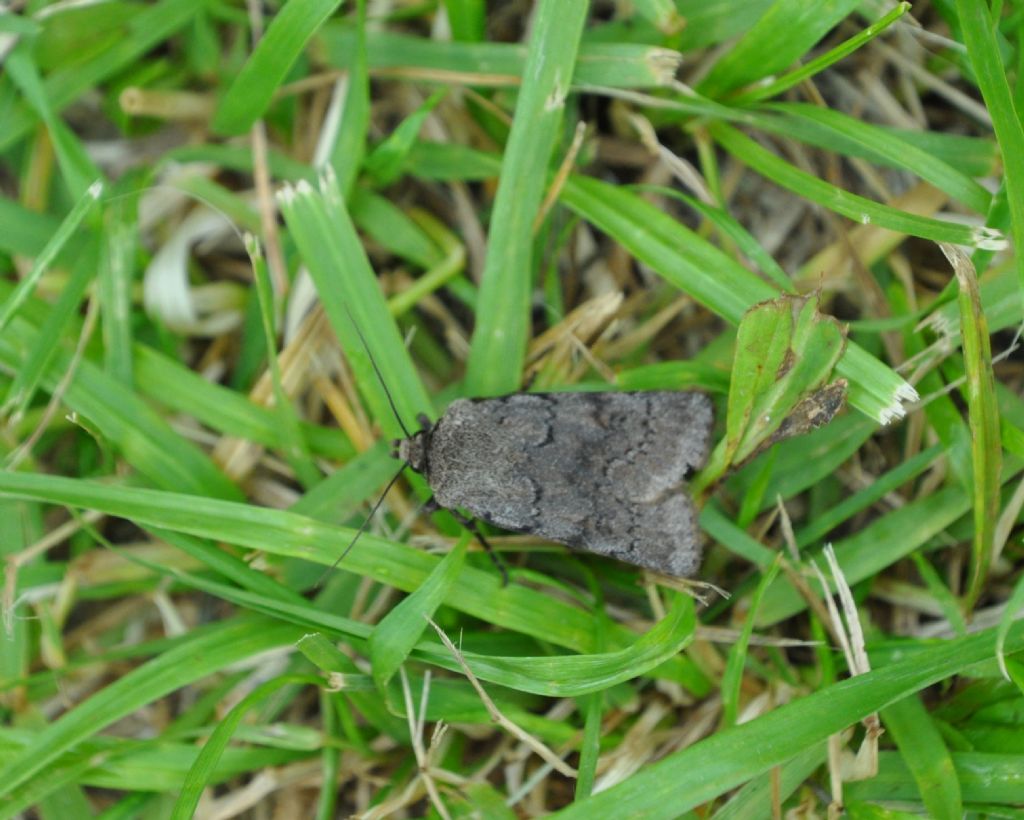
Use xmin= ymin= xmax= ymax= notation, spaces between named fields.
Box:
xmin=425 ymin=616 xmax=578 ymax=779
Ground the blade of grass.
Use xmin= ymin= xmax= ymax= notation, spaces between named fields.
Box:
xmin=0 ymin=617 xmax=306 ymax=802
xmin=0 ymin=321 xmax=243 ymax=500
xmin=710 ymin=123 xmax=1001 ymax=248
xmin=0 ymin=181 xmax=101 ymax=335
xmin=323 ymin=0 xmax=369 ymax=195
xmin=0 ymin=196 xmax=62 ymax=257
xmin=942 ymin=244 xmax=1001 ymax=611
xmin=756 ymin=484 xmax=971 ymax=626
xmin=464 ymin=0 xmax=589 ymax=395
xmin=0 ymin=0 xmax=202 ymax=152
xmin=411 ymin=592 xmax=696 ymax=697
xmin=955 ymin=0 xmax=1024 ymax=300
xmin=99 ymin=190 xmax=137 ymax=386
xmin=246 ymin=234 xmax=319 ymax=489
xmin=278 ymin=171 xmax=433 ymax=438
xmin=720 ymin=556 xmax=782 ymax=728
xmin=551 ymin=620 xmax=1024 ymax=818
xmin=881 ymin=694 xmax=963 ymax=819
xmin=131 ymin=343 xmax=352 ymax=462
xmin=697 ymin=0 xmax=862 ymax=98
xmin=212 ymin=0 xmax=344 ymax=135
xmin=730 ymin=3 xmax=911 ymax=104
xmin=369 ymin=534 xmax=469 ymax=690
xmin=754 ymin=103 xmax=992 ymax=214
xmin=317 ymin=28 xmax=683 ymax=89
xmin=2 ymin=236 xmax=98 ymax=418
xmin=794 ymin=445 xmax=944 ymax=547
xmin=4 ymin=44 xmax=101 ymax=198
xmin=0 ymin=472 xmax=709 ymax=694
xmin=171 ymin=673 xmax=323 ymax=820
xmin=629 ymin=0 xmax=683 ymax=33
xmin=140 ymin=550 xmax=698 ymax=699
xmin=845 ymin=751 xmax=1024 ymax=805
xmin=559 ymin=174 xmax=916 ymax=424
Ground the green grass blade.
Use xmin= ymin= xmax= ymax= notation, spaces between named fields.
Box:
xmin=246 ymin=235 xmax=319 ymax=489
xmin=551 ymin=620 xmax=1024 ymax=817
xmin=2 ymin=237 xmax=97 ymax=418
xmin=955 ymin=0 xmax=1024 ymax=299
xmin=559 ymin=173 xmax=916 ymax=424
xmin=0 ymin=0 xmax=203 ymax=152
xmin=464 ymin=0 xmax=589 ymax=395
xmin=757 ymin=103 xmax=992 ymax=214
xmin=0 ymin=321 xmax=243 ymax=500
xmin=171 ymin=673 xmax=322 ymax=820
xmin=277 ymin=172 xmax=433 ymax=437
xmin=731 ymin=3 xmax=911 ymax=104
xmin=710 ymin=123 xmax=1001 ymax=247
xmin=369 ymin=535 xmax=469 ymax=689
xmin=0 ymin=472 xmax=707 ymax=693
xmin=99 ymin=193 xmax=137 ymax=386
xmin=0 ymin=618 xmax=305 ymax=802
xmin=881 ymin=694 xmax=963 ymax=819
xmin=943 ymin=244 xmax=1001 ymax=611
xmin=4 ymin=44 xmax=101 ymax=198
xmin=845 ymin=751 xmax=1024 ymax=805
xmin=323 ymin=2 xmax=369 ymax=194
xmin=130 ymin=343 xmax=352 ymax=461
xmin=697 ymin=0 xmax=862 ymax=98
xmin=212 ymin=0 xmax=344 ymax=135
xmin=317 ymin=28 xmax=683 ymax=90
xmin=0 ymin=181 xmax=101 ymax=335
xmin=414 ymin=592 xmax=696 ymax=697
xmin=720 ymin=556 xmax=782 ymax=728
xmin=756 ymin=484 xmax=974 ymax=626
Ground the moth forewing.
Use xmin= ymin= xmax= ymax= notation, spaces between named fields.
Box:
xmin=399 ymin=391 xmax=713 ymax=577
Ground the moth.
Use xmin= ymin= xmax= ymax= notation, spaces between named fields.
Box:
xmin=393 ymin=390 xmax=713 ymax=578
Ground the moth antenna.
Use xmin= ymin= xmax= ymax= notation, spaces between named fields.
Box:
xmin=314 ymin=464 xmax=407 ymax=589
xmin=342 ymin=304 xmax=414 ymax=439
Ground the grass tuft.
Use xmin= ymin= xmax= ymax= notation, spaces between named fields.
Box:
xmin=0 ymin=3 xmax=1021 ymax=817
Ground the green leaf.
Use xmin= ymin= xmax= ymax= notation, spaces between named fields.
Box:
xmin=881 ymin=694 xmax=962 ymax=820
xmin=720 ymin=556 xmax=782 ymax=727
xmin=464 ymin=0 xmax=589 ymax=395
xmin=955 ymin=0 xmax=1024 ymax=302
xmin=551 ymin=620 xmax=1024 ymax=818
xmin=697 ymin=294 xmax=846 ymax=489
xmin=0 ymin=618 xmax=305 ymax=803
xmin=370 ymin=535 xmax=469 ymax=689
xmin=711 ymin=123 xmax=1001 ymax=248
xmin=559 ymin=173 xmax=915 ymax=425
xmin=277 ymin=171 xmax=434 ymax=440
xmin=212 ymin=0 xmax=344 ymax=135
xmin=364 ymin=89 xmax=446 ymax=186
xmin=698 ymin=0 xmax=862 ymax=98
xmin=943 ymin=244 xmax=1001 ymax=610
xmin=171 ymin=674 xmax=322 ymax=819
xmin=0 ymin=181 xmax=102 ymax=336
xmin=413 ymin=591 xmax=697 ymax=697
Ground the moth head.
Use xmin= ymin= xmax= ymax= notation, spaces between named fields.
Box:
xmin=392 ymin=431 xmax=428 ymax=474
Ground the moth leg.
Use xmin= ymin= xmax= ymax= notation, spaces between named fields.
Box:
xmin=423 ymin=498 xmax=510 ymax=586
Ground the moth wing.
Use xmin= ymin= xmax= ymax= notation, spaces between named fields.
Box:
xmin=579 ymin=492 xmax=703 ymax=576
xmin=426 ymin=391 xmax=713 ymax=577
xmin=426 ymin=397 xmax=551 ymax=531
xmin=550 ymin=391 xmax=712 ymax=576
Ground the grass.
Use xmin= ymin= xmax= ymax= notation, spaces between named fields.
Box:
xmin=0 ymin=1 xmax=1022 ymax=817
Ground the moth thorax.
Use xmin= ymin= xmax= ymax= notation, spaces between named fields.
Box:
xmin=395 ymin=432 xmax=428 ymax=473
